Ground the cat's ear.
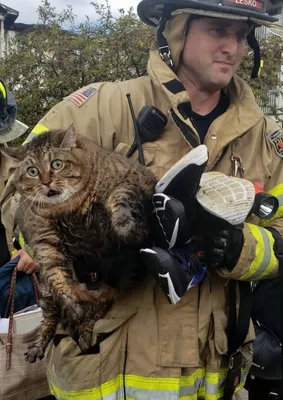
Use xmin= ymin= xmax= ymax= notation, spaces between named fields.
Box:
xmin=60 ymin=124 xmax=77 ymax=149
xmin=0 ymin=146 xmax=25 ymax=163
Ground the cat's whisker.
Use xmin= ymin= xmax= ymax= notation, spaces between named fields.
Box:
xmin=18 ymin=190 xmax=43 ymax=219
xmin=17 ymin=191 xmax=38 ymax=209
xmin=56 ymin=185 xmax=76 ymax=210
xmin=23 ymin=192 xmax=41 ymax=226
xmin=38 ymin=193 xmax=44 ymax=211
xmin=67 ymin=187 xmax=78 ymax=212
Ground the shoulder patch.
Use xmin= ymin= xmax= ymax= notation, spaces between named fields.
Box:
xmin=267 ymin=130 xmax=283 ymax=158
xmin=66 ymin=86 xmax=98 ymax=107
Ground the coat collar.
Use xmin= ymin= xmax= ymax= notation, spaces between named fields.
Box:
xmin=147 ymin=50 xmax=264 ymax=167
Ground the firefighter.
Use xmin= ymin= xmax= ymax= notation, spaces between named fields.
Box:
xmin=0 ymin=80 xmax=36 ymax=273
xmin=1 ymin=0 xmax=283 ymax=398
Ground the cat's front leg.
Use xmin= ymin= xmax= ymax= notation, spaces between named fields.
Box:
xmin=77 ymin=300 xmax=113 ymax=352
xmin=25 ymin=295 xmax=59 ymax=363
xmin=107 ymin=186 xmax=150 ymax=245
xmin=33 ymin=244 xmax=95 ymax=322
xmin=77 ymin=284 xmax=117 ymax=352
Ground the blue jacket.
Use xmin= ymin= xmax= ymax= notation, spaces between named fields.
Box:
xmin=0 ymin=257 xmax=37 ymax=317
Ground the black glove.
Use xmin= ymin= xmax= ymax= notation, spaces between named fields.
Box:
xmin=202 ymin=225 xmax=244 ymax=270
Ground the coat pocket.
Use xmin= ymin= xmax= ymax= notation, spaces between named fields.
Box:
xmin=47 ymin=306 xmax=138 ymax=394
xmin=156 ymin=288 xmax=199 ymax=368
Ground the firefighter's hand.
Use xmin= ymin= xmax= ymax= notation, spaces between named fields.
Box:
xmin=202 ymin=226 xmax=244 ymax=270
xmin=11 ymin=249 xmax=37 ymax=274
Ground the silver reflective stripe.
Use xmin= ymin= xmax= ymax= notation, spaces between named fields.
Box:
xmin=249 ymin=227 xmax=271 ymax=279
xmin=26 ymin=132 xmax=38 ymax=142
xmin=278 ymin=194 xmax=283 ymax=207
xmin=50 ymin=369 xmax=249 ymax=400
xmin=54 ymin=386 xmax=180 ymax=400
xmin=53 ymin=389 xmax=123 ymax=400
xmin=101 ymin=388 xmax=125 ymax=400
xmin=94 ymin=387 xmax=179 ymax=400
xmin=127 ymin=387 xmax=179 ymax=400
xmin=180 ymin=377 xmax=203 ymax=397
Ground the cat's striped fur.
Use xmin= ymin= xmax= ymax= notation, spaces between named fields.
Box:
xmin=1 ymin=126 xmax=156 ymax=362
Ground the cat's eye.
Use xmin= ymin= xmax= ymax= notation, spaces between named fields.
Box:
xmin=51 ymin=159 xmax=63 ymax=170
xmin=27 ymin=166 xmax=39 ymax=177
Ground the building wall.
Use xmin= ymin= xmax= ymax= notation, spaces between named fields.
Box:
xmin=4 ymin=28 xmax=16 ymax=55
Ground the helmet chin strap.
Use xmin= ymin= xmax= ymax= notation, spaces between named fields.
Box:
xmin=157 ymin=11 xmax=262 ymax=79
xmin=247 ymin=26 xmax=261 ymax=78
xmin=157 ymin=6 xmax=174 ymax=68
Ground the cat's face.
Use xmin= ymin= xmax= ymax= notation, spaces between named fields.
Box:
xmin=1 ymin=126 xmax=89 ymax=206
xmin=15 ymin=148 xmax=85 ymax=205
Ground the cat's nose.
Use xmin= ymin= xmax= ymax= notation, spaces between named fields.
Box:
xmin=42 ymin=179 xmax=52 ymax=186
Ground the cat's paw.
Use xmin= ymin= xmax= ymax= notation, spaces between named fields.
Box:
xmin=60 ymin=284 xmax=93 ymax=322
xmin=111 ymin=207 xmax=147 ymax=244
xmin=78 ymin=333 xmax=92 ymax=352
xmin=25 ymin=344 xmax=45 ymax=363
xmin=71 ymin=283 xmax=95 ymax=303
xmin=65 ymin=302 xmax=85 ymax=325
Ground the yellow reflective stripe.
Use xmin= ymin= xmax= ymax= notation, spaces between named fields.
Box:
xmin=260 ymin=183 xmax=283 ymax=227
xmin=240 ymin=225 xmax=277 ymax=280
xmin=267 ymin=183 xmax=283 ymax=199
xmin=18 ymin=231 xmax=25 ymax=249
xmin=255 ymin=228 xmax=277 ymax=279
xmin=49 ymin=373 xmax=123 ymax=400
xmin=180 ymin=368 xmax=204 ymax=386
xmin=205 ymin=369 xmax=226 ymax=384
xmin=48 ymin=368 xmax=248 ymax=400
xmin=126 ymin=374 xmax=180 ymax=390
xmin=0 ymin=81 xmax=7 ymax=99
xmin=49 ymin=373 xmax=179 ymax=400
xmin=197 ymin=369 xmax=245 ymax=399
xmin=18 ymin=232 xmax=34 ymax=257
xmin=197 ymin=382 xmax=244 ymax=400
xmin=11 ymin=249 xmax=17 ymax=256
xmin=22 ymin=123 xmax=49 ymax=144
xmin=258 ymin=59 xmax=264 ymax=76
xmin=31 ymin=123 xmax=49 ymax=135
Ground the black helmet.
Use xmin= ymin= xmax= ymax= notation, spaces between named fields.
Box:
xmin=0 ymin=80 xmax=17 ymax=133
xmin=138 ymin=0 xmax=278 ymax=28
xmin=0 ymin=80 xmax=28 ymax=144
xmin=137 ymin=0 xmax=278 ymax=78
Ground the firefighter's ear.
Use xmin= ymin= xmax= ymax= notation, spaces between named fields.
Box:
xmin=59 ymin=124 xmax=77 ymax=149
xmin=0 ymin=146 xmax=25 ymax=163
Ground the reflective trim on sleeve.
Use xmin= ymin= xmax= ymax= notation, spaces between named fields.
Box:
xmin=240 ymin=224 xmax=277 ymax=280
xmin=0 ymin=81 xmax=7 ymax=99
xmin=48 ymin=368 xmax=246 ymax=400
xmin=11 ymin=249 xmax=17 ymax=256
xmin=22 ymin=123 xmax=49 ymax=144
xmin=18 ymin=231 xmax=34 ymax=257
xmin=260 ymin=183 xmax=283 ymax=227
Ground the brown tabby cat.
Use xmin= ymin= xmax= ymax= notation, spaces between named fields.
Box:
xmin=0 ymin=126 xmax=156 ymax=362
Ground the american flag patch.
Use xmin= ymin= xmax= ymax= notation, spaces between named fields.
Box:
xmin=66 ymin=86 xmax=98 ymax=107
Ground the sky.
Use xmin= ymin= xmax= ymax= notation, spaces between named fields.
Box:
xmin=8 ymin=0 xmax=140 ymax=24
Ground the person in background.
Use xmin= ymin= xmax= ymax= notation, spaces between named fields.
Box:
xmin=0 ymin=80 xmax=36 ymax=273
